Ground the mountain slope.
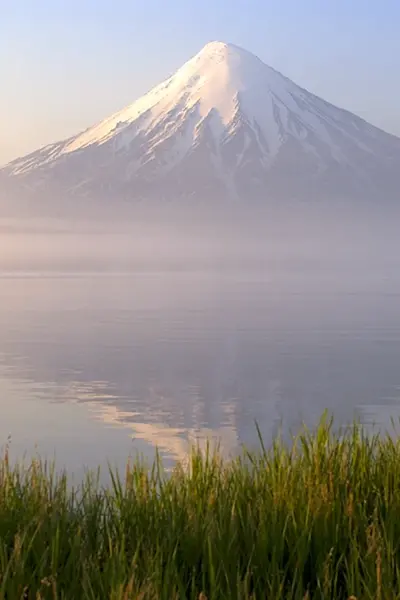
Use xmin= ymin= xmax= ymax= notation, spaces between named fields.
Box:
xmin=3 ymin=41 xmax=400 ymax=202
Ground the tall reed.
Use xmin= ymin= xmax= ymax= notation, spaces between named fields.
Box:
xmin=0 ymin=415 xmax=400 ymax=598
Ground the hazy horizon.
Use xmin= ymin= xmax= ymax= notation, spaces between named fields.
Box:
xmin=1 ymin=199 xmax=399 ymax=274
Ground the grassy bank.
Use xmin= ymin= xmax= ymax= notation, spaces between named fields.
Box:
xmin=1 ymin=417 xmax=400 ymax=599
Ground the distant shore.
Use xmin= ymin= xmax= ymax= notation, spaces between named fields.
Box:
xmin=0 ymin=415 xmax=399 ymax=599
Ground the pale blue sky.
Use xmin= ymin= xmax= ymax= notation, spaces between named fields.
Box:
xmin=1 ymin=0 xmax=400 ymax=165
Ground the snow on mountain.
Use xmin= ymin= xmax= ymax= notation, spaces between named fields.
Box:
xmin=3 ymin=41 xmax=400 ymax=202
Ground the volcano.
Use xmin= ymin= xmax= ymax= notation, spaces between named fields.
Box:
xmin=3 ymin=41 xmax=400 ymax=202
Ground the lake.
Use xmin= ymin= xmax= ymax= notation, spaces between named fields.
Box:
xmin=1 ymin=254 xmax=400 ymax=478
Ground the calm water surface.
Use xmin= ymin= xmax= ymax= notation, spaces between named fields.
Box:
xmin=1 ymin=266 xmax=400 ymax=476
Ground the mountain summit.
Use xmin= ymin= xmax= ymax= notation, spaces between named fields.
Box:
xmin=4 ymin=41 xmax=400 ymax=202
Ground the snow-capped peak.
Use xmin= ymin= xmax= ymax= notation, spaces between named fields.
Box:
xmin=4 ymin=41 xmax=400 ymax=202
xmin=64 ymin=40 xmax=278 ymax=154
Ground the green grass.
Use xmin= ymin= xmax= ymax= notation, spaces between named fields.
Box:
xmin=1 ymin=415 xmax=400 ymax=599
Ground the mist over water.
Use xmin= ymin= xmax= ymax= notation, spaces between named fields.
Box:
xmin=1 ymin=196 xmax=400 ymax=476
xmin=2 ymin=197 xmax=399 ymax=271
